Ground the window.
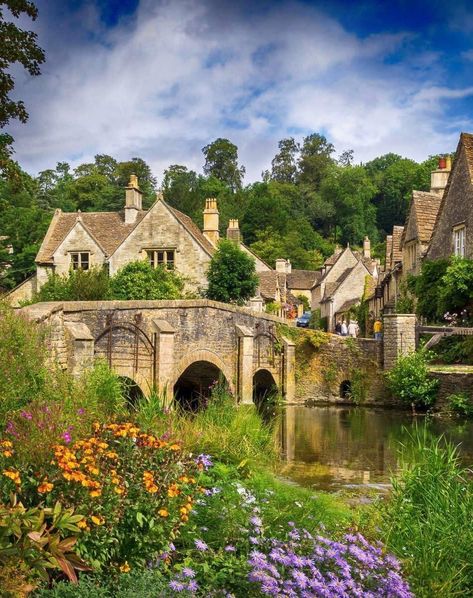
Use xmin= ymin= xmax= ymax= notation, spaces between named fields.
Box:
xmin=70 ymin=252 xmax=90 ymax=270
xmin=453 ymin=226 xmax=466 ymax=257
xmin=147 ymin=249 xmax=175 ymax=270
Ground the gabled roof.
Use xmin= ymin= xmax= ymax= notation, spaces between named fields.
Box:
xmin=391 ymin=226 xmax=404 ymax=266
xmin=35 ymin=200 xmax=217 ymax=265
xmin=257 ymin=271 xmax=285 ymax=301
xmin=427 ymin=132 xmax=473 ymax=255
xmin=404 ymin=191 xmax=442 ymax=245
xmin=286 ymin=269 xmax=321 ymax=290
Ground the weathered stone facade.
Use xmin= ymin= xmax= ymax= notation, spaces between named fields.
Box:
xmin=427 ymin=134 xmax=473 ymax=261
xmin=294 ymin=334 xmax=386 ymax=404
xmin=382 ymin=314 xmax=416 ymax=370
xmin=20 ymin=300 xmax=295 ymax=405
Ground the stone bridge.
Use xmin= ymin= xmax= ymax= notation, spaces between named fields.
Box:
xmin=21 ymin=300 xmax=295 ymax=407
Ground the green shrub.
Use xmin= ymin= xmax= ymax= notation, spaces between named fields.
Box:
xmin=439 ymin=257 xmax=473 ymax=315
xmin=35 ymin=267 xmax=110 ymax=302
xmin=381 ymin=428 xmax=473 ymax=597
xmin=429 ymin=335 xmax=473 ymax=365
xmin=0 ymin=303 xmax=48 ymax=423
xmin=110 ymin=260 xmax=185 ymax=300
xmin=413 ymin=259 xmax=449 ymax=321
xmin=386 ymin=350 xmax=439 ymax=409
xmin=447 ymin=392 xmax=473 ymax=417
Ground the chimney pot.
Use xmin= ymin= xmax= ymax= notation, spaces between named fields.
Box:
xmin=226 ymin=218 xmax=240 ymax=242
xmin=203 ymin=198 xmax=220 ymax=246
xmin=438 ymin=157 xmax=446 ymax=170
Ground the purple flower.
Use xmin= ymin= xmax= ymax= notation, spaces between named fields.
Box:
xmin=169 ymin=580 xmax=185 ymax=592
xmin=250 ymin=515 xmax=263 ymax=528
xmin=181 ymin=567 xmax=195 ymax=578
xmin=77 ymin=408 xmax=85 ymax=415
xmin=249 ymin=536 xmax=260 ymax=545
xmin=195 ymin=454 xmax=213 ymax=470
xmin=186 ymin=580 xmax=199 ymax=592
xmin=194 ymin=539 xmax=208 ymax=551
xmin=225 ymin=545 xmax=236 ymax=552
xmin=20 ymin=410 xmax=32 ymax=420
xmin=62 ymin=431 xmax=72 ymax=444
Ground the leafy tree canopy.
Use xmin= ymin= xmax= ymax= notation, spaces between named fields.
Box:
xmin=206 ymin=239 xmax=259 ymax=305
xmin=110 ymin=261 xmax=185 ymax=301
xmin=202 ymin=138 xmax=245 ymax=191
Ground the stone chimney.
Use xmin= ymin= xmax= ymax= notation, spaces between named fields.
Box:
xmin=363 ymin=236 xmax=371 ymax=259
xmin=226 ymin=219 xmax=240 ymax=243
xmin=430 ymin=156 xmax=451 ymax=195
xmin=275 ymin=259 xmax=291 ymax=273
xmin=125 ymin=174 xmax=143 ymax=224
xmin=203 ymin=198 xmax=220 ymax=246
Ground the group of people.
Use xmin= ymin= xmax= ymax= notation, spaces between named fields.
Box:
xmin=334 ymin=319 xmax=359 ymax=337
xmin=334 ymin=317 xmax=383 ymax=340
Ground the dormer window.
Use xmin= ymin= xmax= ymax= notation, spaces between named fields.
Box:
xmin=70 ymin=252 xmax=90 ymax=270
xmin=453 ymin=225 xmax=466 ymax=258
xmin=147 ymin=249 xmax=175 ymax=270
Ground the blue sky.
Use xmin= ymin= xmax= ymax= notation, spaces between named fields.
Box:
xmin=7 ymin=0 xmax=473 ymax=182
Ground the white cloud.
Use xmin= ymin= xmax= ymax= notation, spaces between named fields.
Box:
xmin=7 ymin=0 xmax=472 ymax=183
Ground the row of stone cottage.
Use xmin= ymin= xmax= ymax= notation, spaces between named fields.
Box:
xmin=7 ymin=132 xmax=473 ymax=325
xmin=367 ymin=132 xmax=473 ymax=319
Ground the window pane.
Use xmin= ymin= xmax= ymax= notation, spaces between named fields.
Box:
xmin=166 ymin=250 xmax=175 ymax=269
xmin=71 ymin=253 xmax=79 ymax=270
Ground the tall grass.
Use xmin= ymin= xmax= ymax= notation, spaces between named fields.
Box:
xmin=137 ymin=386 xmax=279 ymax=468
xmin=381 ymin=426 xmax=473 ymax=597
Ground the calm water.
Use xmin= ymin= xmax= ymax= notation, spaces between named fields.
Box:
xmin=279 ymin=405 xmax=473 ymax=494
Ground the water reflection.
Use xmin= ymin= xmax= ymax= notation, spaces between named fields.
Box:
xmin=280 ymin=405 xmax=473 ymax=493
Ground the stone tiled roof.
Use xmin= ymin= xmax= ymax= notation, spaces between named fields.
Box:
xmin=405 ymin=191 xmax=442 ymax=245
xmin=35 ymin=202 xmax=216 ymax=264
xmin=286 ymin=269 xmax=321 ymax=290
xmin=427 ymin=132 xmax=473 ymax=254
xmin=258 ymin=271 xmax=282 ymax=301
xmin=391 ymin=226 xmax=404 ymax=265
xmin=335 ymin=298 xmax=360 ymax=315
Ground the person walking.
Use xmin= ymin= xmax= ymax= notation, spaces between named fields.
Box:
xmin=348 ymin=320 xmax=358 ymax=338
xmin=340 ymin=320 xmax=348 ymax=336
xmin=373 ymin=319 xmax=383 ymax=340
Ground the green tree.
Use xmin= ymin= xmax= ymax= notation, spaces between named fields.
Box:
xmin=34 ymin=267 xmax=110 ymax=302
xmin=298 ymin=133 xmax=335 ymax=188
xmin=202 ymin=138 xmax=245 ymax=191
xmin=110 ymin=261 xmax=184 ymax=300
xmin=386 ymin=350 xmax=439 ymax=409
xmin=319 ymin=165 xmax=378 ymax=244
xmin=0 ymin=0 xmax=45 ymax=175
xmin=413 ymin=259 xmax=450 ymax=322
xmin=271 ymin=137 xmax=299 ymax=183
xmin=206 ymin=239 xmax=258 ymax=304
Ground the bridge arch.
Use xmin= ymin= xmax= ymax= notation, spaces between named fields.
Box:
xmin=172 ymin=350 xmax=235 ymax=411
xmin=253 ymin=368 xmax=278 ymax=404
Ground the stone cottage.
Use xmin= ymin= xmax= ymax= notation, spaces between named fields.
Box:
xmin=311 ymin=240 xmax=378 ymax=331
xmin=427 ymin=133 xmax=473 ymax=260
xmin=6 ymin=176 xmax=270 ymax=304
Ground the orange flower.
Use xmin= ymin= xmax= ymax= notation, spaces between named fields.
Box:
xmin=146 ymin=484 xmax=158 ymax=493
xmin=169 ymin=443 xmax=181 ymax=451
xmin=91 ymin=514 xmax=105 ymax=525
xmin=158 ymin=509 xmax=169 ymax=517
xmin=89 ymin=489 xmax=102 ymax=498
xmin=168 ymin=483 xmax=180 ymax=497
xmin=77 ymin=519 xmax=88 ymax=529
xmin=2 ymin=450 xmax=13 ymax=458
xmin=181 ymin=513 xmax=189 ymax=522
xmin=119 ymin=561 xmax=131 ymax=573
xmin=106 ymin=451 xmax=118 ymax=460
xmin=3 ymin=469 xmax=21 ymax=485
xmin=114 ymin=486 xmax=125 ymax=495
xmin=38 ymin=478 xmax=54 ymax=493
xmin=0 ymin=440 xmax=13 ymax=448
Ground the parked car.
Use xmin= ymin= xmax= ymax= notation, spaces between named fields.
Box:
xmin=296 ymin=311 xmax=311 ymax=328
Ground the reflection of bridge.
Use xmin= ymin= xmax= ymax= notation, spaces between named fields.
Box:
xmin=21 ymin=300 xmax=295 ymax=405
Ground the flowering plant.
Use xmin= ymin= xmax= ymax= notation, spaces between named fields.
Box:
xmin=0 ymin=421 xmax=208 ymax=572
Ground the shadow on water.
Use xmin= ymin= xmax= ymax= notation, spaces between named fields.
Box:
xmin=279 ymin=405 xmax=473 ymax=495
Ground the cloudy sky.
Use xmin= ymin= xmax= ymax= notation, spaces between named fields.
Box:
xmin=7 ymin=0 xmax=473 ymax=182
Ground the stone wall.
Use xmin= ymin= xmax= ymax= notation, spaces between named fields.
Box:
xmin=430 ymin=371 xmax=473 ymax=411
xmin=294 ymin=333 xmax=387 ymax=404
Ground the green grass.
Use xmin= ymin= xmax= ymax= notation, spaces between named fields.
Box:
xmin=380 ymin=427 xmax=473 ymax=597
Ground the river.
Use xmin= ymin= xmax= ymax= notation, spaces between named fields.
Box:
xmin=279 ymin=405 xmax=473 ymax=495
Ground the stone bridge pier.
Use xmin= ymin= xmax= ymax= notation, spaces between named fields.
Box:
xmin=21 ymin=300 xmax=295 ymax=407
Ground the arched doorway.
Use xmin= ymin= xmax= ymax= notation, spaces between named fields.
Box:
xmin=118 ymin=376 xmax=145 ymax=408
xmin=173 ymin=360 xmax=228 ymax=412
xmin=253 ymin=369 xmax=278 ymax=405
xmin=340 ymin=380 xmax=352 ymax=399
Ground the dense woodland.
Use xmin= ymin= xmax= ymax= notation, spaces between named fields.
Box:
xmin=0 ymin=136 xmax=440 ymax=291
